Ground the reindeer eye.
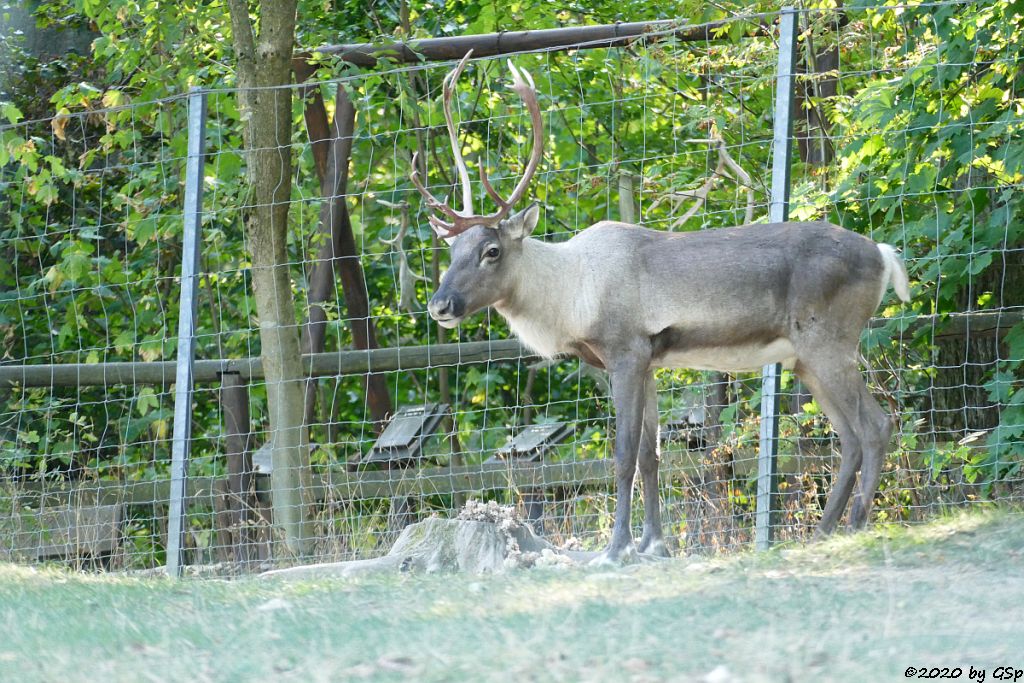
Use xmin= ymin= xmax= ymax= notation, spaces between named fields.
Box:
xmin=484 ymin=246 xmax=500 ymax=260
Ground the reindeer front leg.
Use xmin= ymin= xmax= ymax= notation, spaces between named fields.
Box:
xmin=597 ymin=350 xmax=651 ymax=564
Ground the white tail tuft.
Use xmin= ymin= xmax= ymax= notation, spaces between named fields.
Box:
xmin=877 ymin=244 xmax=911 ymax=303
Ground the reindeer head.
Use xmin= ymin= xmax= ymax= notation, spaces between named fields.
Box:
xmin=410 ymin=51 xmax=544 ymax=327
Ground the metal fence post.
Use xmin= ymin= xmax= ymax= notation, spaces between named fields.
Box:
xmin=167 ymin=88 xmax=208 ymax=577
xmin=756 ymin=7 xmax=798 ymax=552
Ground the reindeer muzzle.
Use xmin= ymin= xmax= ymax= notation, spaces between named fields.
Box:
xmin=428 ymin=292 xmax=465 ymax=327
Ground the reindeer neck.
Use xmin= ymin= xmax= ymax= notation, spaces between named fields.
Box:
xmin=494 ymin=237 xmax=581 ymax=359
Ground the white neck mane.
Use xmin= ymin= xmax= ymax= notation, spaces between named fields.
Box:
xmin=494 ymin=238 xmax=587 ymax=359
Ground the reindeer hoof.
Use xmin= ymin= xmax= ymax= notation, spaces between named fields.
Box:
xmin=813 ymin=526 xmax=854 ymax=542
xmin=588 ymin=543 xmax=638 ymax=567
xmin=637 ymin=537 xmax=671 ymax=558
xmin=812 ymin=518 xmax=841 ymax=540
xmin=848 ymin=504 xmax=870 ymax=531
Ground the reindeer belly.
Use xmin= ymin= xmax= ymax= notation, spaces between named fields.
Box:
xmin=656 ymin=338 xmax=797 ymax=372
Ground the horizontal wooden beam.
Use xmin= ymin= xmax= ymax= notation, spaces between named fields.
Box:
xmin=309 ymin=446 xmax=827 ymax=500
xmin=14 ymin=477 xmax=223 ymax=509
xmin=316 ymin=458 xmax=618 ymax=500
xmin=12 ymin=440 xmax=986 ymax=510
xmin=8 ymin=446 xmax=823 ymax=507
xmin=0 ymin=339 xmax=534 ymax=389
xmin=4 ymin=504 xmax=122 ymax=559
xmin=294 ymin=18 xmax=769 ymax=74
xmin=894 ymin=310 xmax=1021 ymax=340
xmin=1 ymin=311 xmax=1019 ymax=390
xmin=9 ymin=456 xmax=674 ymax=509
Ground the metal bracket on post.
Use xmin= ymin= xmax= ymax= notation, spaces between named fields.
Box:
xmin=756 ymin=7 xmax=798 ymax=552
xmin=167 ymin=88 xmax=208 ymax=577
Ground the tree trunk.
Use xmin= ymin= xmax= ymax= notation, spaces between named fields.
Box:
xmin=221 ymin=372 xmax=257 ymax=566
xmin=931 ymin=243 xmax=1023 ymax=436
xmin=685 ymin=374 xmax=736 ymax=554
xmin=300 ymin=86 xmax=392 ymax=434
xmin=617 ymin=170 xmax=637 ymax=224
xmin=795 ymin=42 xmax=838 ymax=166
xmin=795 ymin=8 xmax=845 ymax=166
xmin=227 ymin=0 xmax=312 ymax=558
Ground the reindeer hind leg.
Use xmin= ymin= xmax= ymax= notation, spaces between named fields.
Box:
xmin=794 ymin=356 xmax=865 ymax=537
xmin=636 ymin=373 xmax=669 ymax=557
xmin=846 ymin=379 xmax=893 ymax=529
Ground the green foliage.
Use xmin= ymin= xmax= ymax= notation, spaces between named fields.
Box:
xmin=1 ymin=1 xmax=1021 ymax=565
xmin=824 ymin=1 xmax=1024 ymax=482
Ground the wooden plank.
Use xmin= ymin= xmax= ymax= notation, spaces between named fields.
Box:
xmin=294 ymin=19 xmax=768 ymax=72
xmin=315 ymin=446 xmax=839 ymax=499
xmin=314 ymin=448 xmax=725 ymax=500
xmin=0 ymin=441 xmax=981 ymax=508
xmin=1 ymin=311 xmax=1018 ymax=389
xmin=4 ymin=504 xmax=122 ymax=559
xmin=0 ymin=339 xmax=533 ymax=388
xmin=317 ymin=458 xmax=616 ymax=501
xmin=889 ymin=310 xmax=1022 ymax=339
xmin=12 ymin=461 xmax=624 ymax=508
xmin=15 ymin=477 xmax=223 ymax=508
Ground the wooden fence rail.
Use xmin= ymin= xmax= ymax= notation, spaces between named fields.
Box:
xmin=0 ymin=311 xmax=1017 ymax=389
xmin=12 ymin=443 xmax=949 ymax=510
xmin=295 ymin=17 xmax=772 ymax=71
xmin=0 ymin=339 xmax=531 ymax=388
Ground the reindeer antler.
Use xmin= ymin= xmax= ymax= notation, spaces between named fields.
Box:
xmin=377 ymin=198 xmax=431 ymax=312
xmin=410 ymin=51 xmax=544 ymax=240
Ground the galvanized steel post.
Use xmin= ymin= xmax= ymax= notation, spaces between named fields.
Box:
xmin=167 ymin=88 xmax=207 ymax=577
xmin=756 ymin=7 xmax=798 ymax=551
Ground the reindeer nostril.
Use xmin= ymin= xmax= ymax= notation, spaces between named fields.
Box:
xmin=429 ymin=296 xmax=453 ymax=318
xmin=429 ymin=292 xmax=464 ymax=322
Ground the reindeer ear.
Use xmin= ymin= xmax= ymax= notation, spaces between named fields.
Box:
xmin=502 ymin=202 xmax=540 ymax=241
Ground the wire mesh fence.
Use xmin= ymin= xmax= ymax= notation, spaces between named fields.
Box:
xmin=0 ymin=3 xmax=1021 ymax=572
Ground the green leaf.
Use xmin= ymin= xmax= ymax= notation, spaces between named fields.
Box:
xmin=861 ymin=135 xmax=884 ymax=158
xmin=1006 ymin=323 xmax=1024 ymax=362
xmin=985 ymin=371 xmax=1016 ymax=403
xmin=62 ymin=252 xmax=92 ymax=281
xmin=1 ymin=102 xmax=23 ymax=125
xmin=968 ymin=251 xmax=993 ymax=275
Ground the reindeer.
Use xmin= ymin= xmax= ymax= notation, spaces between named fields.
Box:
xmin=411 ymin=53 xmax=910 ymax=563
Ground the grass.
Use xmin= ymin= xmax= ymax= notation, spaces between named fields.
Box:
xmin=1 ymin=508 xmax=1023 ymax=682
